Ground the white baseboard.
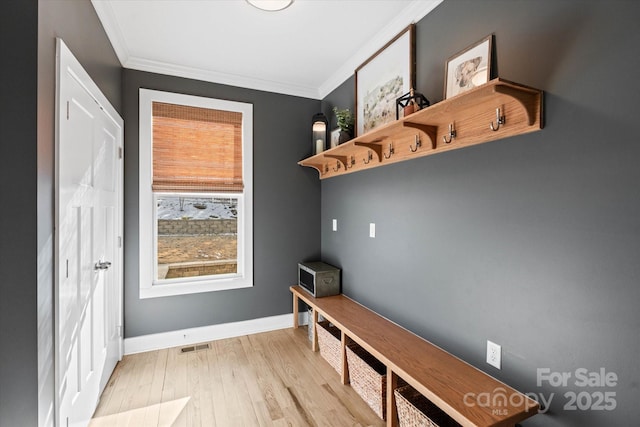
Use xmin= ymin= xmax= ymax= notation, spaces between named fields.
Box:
xmin=124 ymin=311 xmax=309 ymax=355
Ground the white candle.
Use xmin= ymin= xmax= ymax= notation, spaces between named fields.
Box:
xmin=316 ymin=139 xmax=324 ymax=154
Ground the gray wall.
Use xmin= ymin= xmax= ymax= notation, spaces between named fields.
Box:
xmin=321 ymin=1 xmax=639 ymax=426
xmin=123 ymin=70 xmax=320 ymax=337
xmin=321 ymin=75 xmax=355 ymax=131
xmin=0 ymin=0 xmax=121 ymax=425
xmin=0 ymin=1 xmax=38 ymax=425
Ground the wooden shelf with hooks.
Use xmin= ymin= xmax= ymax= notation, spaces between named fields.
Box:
xmin=298 ymin=78 xmax=543 ymax=179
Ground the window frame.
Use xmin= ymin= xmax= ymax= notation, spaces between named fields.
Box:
xmin=139 ymin=89 xmax=253 ymax=299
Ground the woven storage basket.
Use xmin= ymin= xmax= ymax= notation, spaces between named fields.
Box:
xmin=346 ymin=344 xmax=387 ymax=420
xmin=316 ymin=321 xmax=342 ymax=375
xmin=394 ymin=385 xmax=461 ymax=427
xmin=307 ymin=307 xmax=325 ymax=342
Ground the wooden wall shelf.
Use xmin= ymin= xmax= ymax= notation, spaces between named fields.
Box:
xmin=299 ymin=78 xmax=543 ymax=179
xmin=291 ymin=286 xmax=539 ymax=427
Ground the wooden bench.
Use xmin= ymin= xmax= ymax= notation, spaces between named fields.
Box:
xmin=290 ymin=286 xmax=538 ymax=427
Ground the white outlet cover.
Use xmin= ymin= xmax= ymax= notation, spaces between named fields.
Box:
xmin=369 ymin=223 xmax=376 ymax=238
xmin=332 ymin=219 xmax=337 ymax=231
xmin=486 ymin=340 xmax=501 ymax=369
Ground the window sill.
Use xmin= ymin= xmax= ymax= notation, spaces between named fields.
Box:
xmin=140 ymin=278 xmax=253 ymax=299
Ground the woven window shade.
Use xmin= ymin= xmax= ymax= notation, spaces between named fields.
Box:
xmin=152 ymin=102 xmax=243 ymax=193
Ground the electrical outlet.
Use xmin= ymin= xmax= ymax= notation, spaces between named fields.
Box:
xmin=486 ymin=340 xmax=501 ymax=369
xmin=369 ymin=223 xmax=376 ymax=238
xmin=332 ymin=219 xmax=337 ymax=231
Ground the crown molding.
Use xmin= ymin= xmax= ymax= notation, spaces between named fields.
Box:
xmin=318 ymin=0 xmax=443 ymax=99
xmin=124 ymin=56 xmax=321 ymax=99
xmin=91 ymin=0 xmax=130 ymax=66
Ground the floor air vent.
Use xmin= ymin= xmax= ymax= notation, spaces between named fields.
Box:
xmin=180 ymin=343 xmax=210 ymax=353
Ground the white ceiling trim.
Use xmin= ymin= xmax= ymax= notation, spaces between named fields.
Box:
xmin=318 ymin=0 xmax=443 ymax=99
xmin=91 ymin=0 xmax=130 ymax=66
xmin=125 ymin=56 xmax=321 ymax=99
xmin=93 ymin=0 xmax=443 ymax=100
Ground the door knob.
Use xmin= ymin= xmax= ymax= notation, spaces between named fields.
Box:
xmin=94 ymin=261 xmax=112 ymax=271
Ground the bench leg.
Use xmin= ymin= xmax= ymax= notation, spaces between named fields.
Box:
xmin=341 ymin=333 xmax=349 ymax=385
xmin=387 ymin=367 xmax=398 ymax=427
xmin=311 ymin=308 xmax=319 ymax=352
xmin=292 ymin=293 xmax=299 ymax=328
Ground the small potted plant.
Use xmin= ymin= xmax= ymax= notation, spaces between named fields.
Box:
xmin=333 ymin=107 xmax=354 ymax=144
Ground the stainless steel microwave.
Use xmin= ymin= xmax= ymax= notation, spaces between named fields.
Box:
xmin=298 ymin=262 xmax=340 ymax=297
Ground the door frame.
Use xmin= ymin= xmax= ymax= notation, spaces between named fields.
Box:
xmin=54 ymin=38 xmax=124 ymax=426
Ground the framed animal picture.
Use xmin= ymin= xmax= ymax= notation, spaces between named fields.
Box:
xmin=444 ymin=34 xmax=493 ymax=99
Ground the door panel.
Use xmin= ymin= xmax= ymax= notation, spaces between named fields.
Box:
xmin=59 ymin=71 xmax=101 ymax=427
xmin=56 ymin=39 xmax=123 ymax=427
xmin=94 ymin=127 xmax=116 ymax=192
xmin=94 ymin=122 xmax=120 ymax=393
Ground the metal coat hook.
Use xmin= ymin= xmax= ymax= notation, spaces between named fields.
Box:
xmin=333 ymin=161 xmax=341 ymax=172
xmin=384 ymin=142 xmax=395 ymax=159
xmin=363 ymin=151 xmax=373 ymax=164
xmin=443 ymin=123 xmax=456 ymax=144
xmin=347 ymin=155 xmax=355 ymax=169
xmin=409 ymin=134 xmax=422 ymax=152
xmin=490 ymin=108 xmax=506 ymax=131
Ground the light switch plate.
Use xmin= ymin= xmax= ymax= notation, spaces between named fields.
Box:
xmin=369 ymin=223 xmax=376 ymax=238
xmin=332 ymin=219 xmax=337 ymax=231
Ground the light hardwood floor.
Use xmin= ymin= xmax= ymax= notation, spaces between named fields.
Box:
xmin=90 ymin=327 xmax=385 ymax=427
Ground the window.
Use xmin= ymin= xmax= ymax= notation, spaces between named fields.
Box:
xmin=139 ymin=89 xmax=253 ymax=298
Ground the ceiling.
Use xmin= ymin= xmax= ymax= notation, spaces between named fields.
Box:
xmin=92 ymin=0 xmax=442 ymax=99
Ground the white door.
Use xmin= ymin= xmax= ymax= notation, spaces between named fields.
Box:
xmin=55 ymin=39 xmax=123 ymax=427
